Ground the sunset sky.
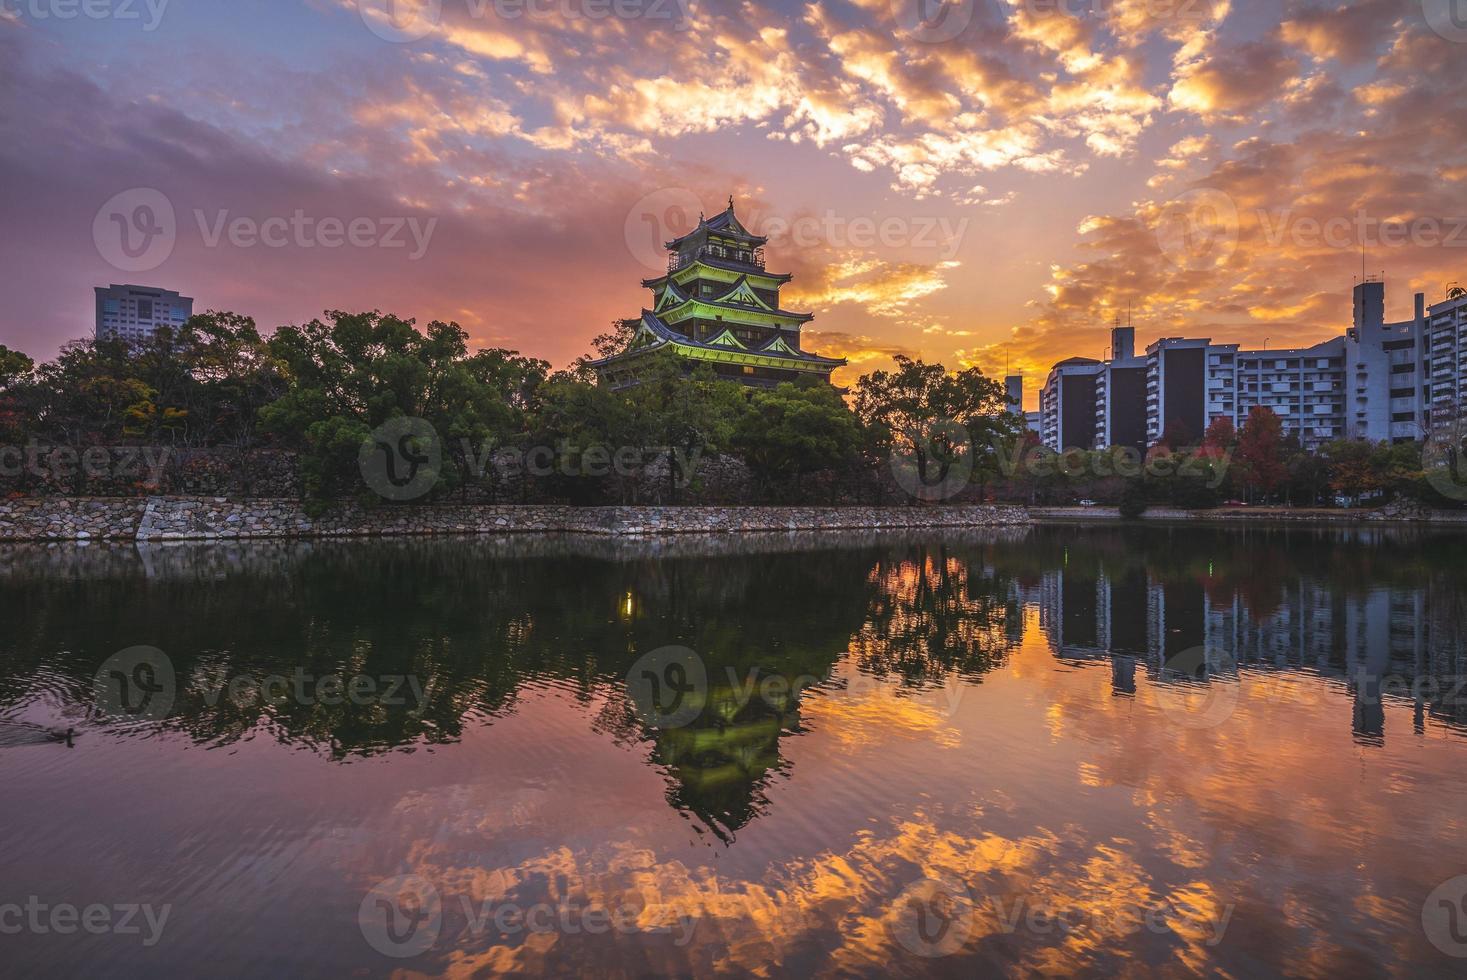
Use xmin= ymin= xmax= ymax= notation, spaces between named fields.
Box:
xmin=3 ymin=0 xmax=1466 ymax=407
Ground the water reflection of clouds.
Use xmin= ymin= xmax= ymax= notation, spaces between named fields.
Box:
xmin=6 ymin=527 xmax=1467 ymax=974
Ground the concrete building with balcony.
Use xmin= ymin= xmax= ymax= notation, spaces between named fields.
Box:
xmin=1094 ymin=326 xmax=1148 ymax=452
xmin=1422 ymin=287 xmax=1467 ymax=433
xmin=1344 ymin=279 xmax=1427 ymax=443
xmin=1038 ymin=357 xmax=1103 ymax=451
xmin=1036 ymin=279 xmax=1457 ymax=452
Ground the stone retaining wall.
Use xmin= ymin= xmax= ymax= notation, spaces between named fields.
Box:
xmin=1028 ymin=505 xmax=1467 ymax=524
xmin=0 ymin=496 xmax=1029 ymax=541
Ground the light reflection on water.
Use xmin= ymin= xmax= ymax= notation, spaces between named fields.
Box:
xmin=1 ymin=524 xmax=1466 ymax=977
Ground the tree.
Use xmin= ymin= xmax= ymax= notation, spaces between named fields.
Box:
xmin=1118 ymin=476 xmax=1147 ymax=518
xmin=620 ymin=353 xmax=748 ymax=503
xmin=528 ymin=376 xmax=635 ymax=503
xmin=259 ymin=311 xmax=536 ymax=503
xmin=852 ymin=356 xmax=1011 ymax=502
xmin=1323 ymin=439 xmax=1378 ymax=504
xmin=1157 ymin=417 xmax=1194 ymax=450
xmin=0 ymin=345 xmax=35 ymax=443
xmin=1201 ymin=415 xmax=1234 ymax=453
xmin=1236 ymin=406 xmax=1286 ymax=502
xmin=734 ymin=381 xmax=861 ymax=499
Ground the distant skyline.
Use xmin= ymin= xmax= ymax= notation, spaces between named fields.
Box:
xmin=3 ymin=0 xmax=1466 ymax=407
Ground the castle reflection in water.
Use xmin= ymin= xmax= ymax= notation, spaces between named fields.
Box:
xmin=3 ymin=523 xmax=1466 ymax=841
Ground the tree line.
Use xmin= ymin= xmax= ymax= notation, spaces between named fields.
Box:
xmin=1 ymin=310 xmax=1461 ymax=510
xmin=0 ymin=310 xmax=1015 ymax=505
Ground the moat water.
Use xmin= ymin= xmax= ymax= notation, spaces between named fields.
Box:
xmin=3 ymin=524 xmax=1467 ymax=977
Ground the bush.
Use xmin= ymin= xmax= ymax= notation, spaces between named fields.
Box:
xmin=1118 ymin=479 xmax=1148 ymax=519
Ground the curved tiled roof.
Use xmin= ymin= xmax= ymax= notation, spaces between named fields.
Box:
xmin=587 ymin=310 xmax=844 ymax=367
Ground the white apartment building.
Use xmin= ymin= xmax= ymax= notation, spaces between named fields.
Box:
xmin=1424 ymin=288 xmax=1467 ymax=432
xmin=1038 ymin=280 xmax=1456 ymax=452
xmin=95 ymin=284 xmax=193 ymax=343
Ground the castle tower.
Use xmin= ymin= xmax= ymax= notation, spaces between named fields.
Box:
xmin=591 ymin=198 xmax=846 ymax=389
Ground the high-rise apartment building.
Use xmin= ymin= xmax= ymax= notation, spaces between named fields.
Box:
xmin=1038 ymin=280 xmax=1461 ymax=452
xmin=95 ymin=284 xmax=194 ymax=343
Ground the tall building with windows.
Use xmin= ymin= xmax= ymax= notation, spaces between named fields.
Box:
xmin=1095 ymin=326 xmax=1147 ymax=452
xmin=1344 ymin=278 xmax=1426 ymax=442
xmin=95 ymin=284 xmax=193 ymax=343
xmin=1039 ymin=357 xmax=1102 ymax=451
xmin=1038 ymin=279 xmax=1454 ymax=452
xmin=1422 ymin=286 xmax=1467 ymax=432
xmin=590 ymin=199 xmax=845 ymax=389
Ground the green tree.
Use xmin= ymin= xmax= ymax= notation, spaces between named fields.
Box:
xmin=852 ymin=356 xmax=1013 ymax=502
xmin=260 ymin=311 xmax=537 ymax=503
xmin=0 ymin=345 xmax=35 ymax=443
xmin=620 ymin=352 xmax=748 ymax=503
xmin=734 ymin=381 xmax=861 ymax=500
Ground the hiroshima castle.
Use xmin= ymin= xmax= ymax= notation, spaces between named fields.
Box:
xmin=590 ymin=198 xmax=845 ymax=388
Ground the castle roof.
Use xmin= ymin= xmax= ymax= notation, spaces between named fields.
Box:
xmin=665 ymin=199 xmax=768 ymax=249
xmin=587 ymin=310 xmax=844 ymax=369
